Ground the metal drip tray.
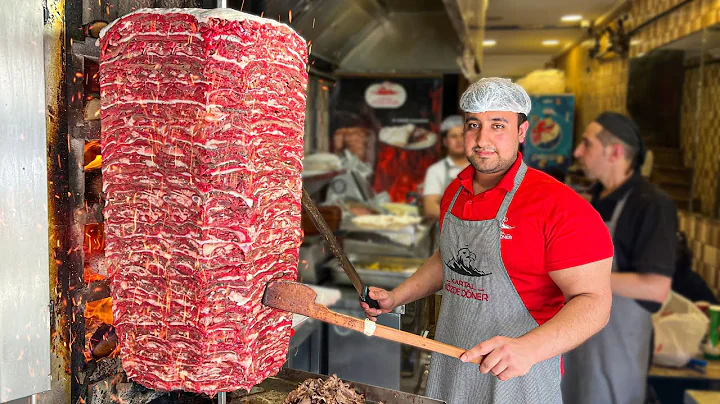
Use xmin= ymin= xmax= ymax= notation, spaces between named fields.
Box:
xmin=233 ymin=368 xmax=444 ymax=404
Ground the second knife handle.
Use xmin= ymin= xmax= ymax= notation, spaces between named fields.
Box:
xmin=361 ymin=285 xmax=381 ymax=310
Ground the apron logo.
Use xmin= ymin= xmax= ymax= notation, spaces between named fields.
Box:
xmin=445 ymin=279 xmax=489 ymax=301
xmin=500 ymin=217 xmax=514 ymax=240
xmin=445 ymin=247 xmax=492 ymax=277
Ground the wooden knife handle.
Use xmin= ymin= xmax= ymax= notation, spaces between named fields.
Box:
xmin=312 ymin=304 xmax=482 ymax=365
xmin=373 ymin=323 xmax=482 ymax=365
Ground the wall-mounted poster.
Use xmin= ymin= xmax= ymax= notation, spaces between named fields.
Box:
xmin=523 ymin=95 xmax=576 ymax=176
xmin=330 ymin=77 xmax=443 ymax=203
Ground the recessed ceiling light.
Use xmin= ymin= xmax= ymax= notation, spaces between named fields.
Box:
xmin=561 ymin=15 xmax=583 ymax=22
xmin=483 ymin=39 xmax=497 ymax=46
xmin=542 ymin=40 xmax=560 ymax=46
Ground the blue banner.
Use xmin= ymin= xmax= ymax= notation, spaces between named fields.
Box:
xmin=522 ymin=95 xmax=575 ymax=175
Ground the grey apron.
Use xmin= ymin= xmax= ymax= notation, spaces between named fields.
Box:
xmin=427 ymin=161 xmax=563 ymax=404
xmin=561 ymin=192 xmax=653 ymax=404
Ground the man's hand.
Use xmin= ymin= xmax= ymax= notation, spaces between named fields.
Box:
xmin=360 ymin=287 xmax=396 ymax=321
xmin=460 ymin=336 xmax=537 ymax=381
xmin=358 ymin=250 xmax=444 ymax=321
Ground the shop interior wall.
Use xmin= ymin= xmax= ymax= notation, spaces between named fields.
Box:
xmin=554 ymin=0 xmax=720 ymax=296
xmin=555 ymin=0 xmax=720 ymax=214
xmin=680 ymin=63 xmax=720 ymax=218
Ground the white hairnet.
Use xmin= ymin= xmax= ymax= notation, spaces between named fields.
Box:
xmin=440 ymin=115 xmax=464 ymax=133
xmin=459 ymin=77 xmax=532 ymax=115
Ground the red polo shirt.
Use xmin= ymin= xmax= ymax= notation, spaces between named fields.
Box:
xmin=440 ymin=154 xmax=613 ymax=326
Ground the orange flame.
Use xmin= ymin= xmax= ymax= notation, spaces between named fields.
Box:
xmin=85 ymin=297 xmax=114 ymax=326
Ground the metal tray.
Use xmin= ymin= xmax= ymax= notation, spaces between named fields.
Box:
xmin=232 ymin=368 xmax=445 ymax=404
xmin=329 ymin=266 xmax=414 ymax=289
xmin=325 ymin=256 xmax=423 ymax=289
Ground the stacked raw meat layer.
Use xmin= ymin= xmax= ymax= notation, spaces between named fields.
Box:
xmin=99 ymin=8 xmax=307 ymax=394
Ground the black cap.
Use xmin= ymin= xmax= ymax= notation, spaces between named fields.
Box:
xmin=594 ymin=112 xmax=646 ymax=169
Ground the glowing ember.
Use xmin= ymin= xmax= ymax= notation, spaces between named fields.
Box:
xmin=85 ymin=297 xmax=113 ymax=325
xmin=83 ymin=224 xmax=105 ymax=255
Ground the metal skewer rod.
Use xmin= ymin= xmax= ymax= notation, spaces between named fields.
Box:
xmin=217 ymin=0 xmax=229 ymax=401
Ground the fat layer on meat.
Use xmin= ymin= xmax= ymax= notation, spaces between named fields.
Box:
xmin=100 ymin=7 xmax=307 ymax=395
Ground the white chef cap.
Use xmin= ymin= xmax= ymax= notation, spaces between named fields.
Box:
xmin=440 ymin=115 xmax=464 ymax=133
xmin=459 ymin=77 xmax=532 ymax=115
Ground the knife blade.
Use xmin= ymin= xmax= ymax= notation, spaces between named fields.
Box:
xmin=301 ymin=187 xmax=380 ymax=309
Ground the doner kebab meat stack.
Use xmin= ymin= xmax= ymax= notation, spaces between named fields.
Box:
xmin=99 ymin=8 xmax=307 ymax=394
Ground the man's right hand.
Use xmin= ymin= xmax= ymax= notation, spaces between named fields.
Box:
xmin=360 ymin=287 xmax=396 ymax=321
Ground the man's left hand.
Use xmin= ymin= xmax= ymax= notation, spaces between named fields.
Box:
xmin=460 ymin=336 xmax=537 ymax=381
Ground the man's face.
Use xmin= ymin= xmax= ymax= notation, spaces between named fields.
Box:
xmin=464 ymin=111 xmax=527 ymax=174
xmin=573 ymin=122 xmax=610 ymax=180
xmin=444 ymin=126 xmax=465 ymax=157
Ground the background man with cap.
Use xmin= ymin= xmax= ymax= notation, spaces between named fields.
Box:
xmin=422 ymin=115 xmax=470 ymax=220
xmin=361 ymin=78 xmax=614 ymax=404
xmin=563 ymin=112 xmax=678 ymax=404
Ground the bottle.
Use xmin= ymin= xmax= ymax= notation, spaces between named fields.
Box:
xmin=703 ymin=305 xmax=720 ymax=360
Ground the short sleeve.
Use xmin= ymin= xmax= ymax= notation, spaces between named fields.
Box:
xmin=628 ymin=197 xmax=677 ymax=277
xmin=423 ymin=164 xmax=444 ymax=196
xmin=543 ymin=187 xmax=614 ymax=272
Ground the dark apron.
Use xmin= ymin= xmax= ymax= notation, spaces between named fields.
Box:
xmin=561 ymin=192 xmax=653 ymax=404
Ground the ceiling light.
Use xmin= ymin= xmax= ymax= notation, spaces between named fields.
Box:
xmin=483 ymin=39 xmax=497 ymax=47
xmin=630 ymin=39 xmax=642 ymax=46
xmin=542 ymin=40 xmax=560 ymax=46
xmin=561 ymin=15 xmax=583 ymax=22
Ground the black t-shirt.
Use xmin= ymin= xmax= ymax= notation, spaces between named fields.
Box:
xmin=590 ymin=172 xmax=678 ymax=312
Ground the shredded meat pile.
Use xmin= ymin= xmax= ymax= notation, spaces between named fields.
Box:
xmin=283 ymin=375 xmax=367 ymax=404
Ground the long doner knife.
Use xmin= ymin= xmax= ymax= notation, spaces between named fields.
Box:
xmin=301 ymin=188 xmax=380 ymax=309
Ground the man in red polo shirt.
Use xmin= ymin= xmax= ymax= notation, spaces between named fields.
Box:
xmin=361 ymin=78 xmax=614 ymax=404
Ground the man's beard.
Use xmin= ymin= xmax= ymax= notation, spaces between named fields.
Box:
xmin=467 ymin=146 xmax=517 ymax=174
